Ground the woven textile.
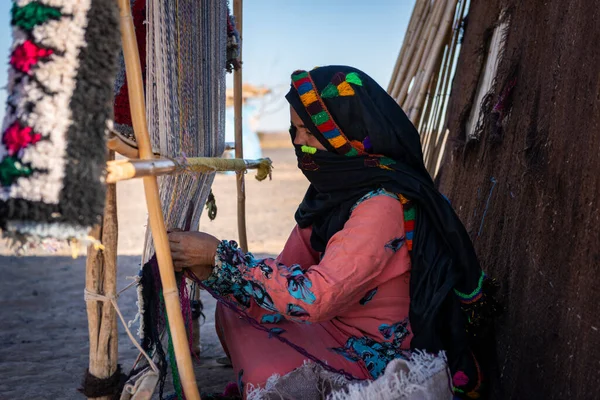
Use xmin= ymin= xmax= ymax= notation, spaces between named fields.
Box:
xmin=0 ymin=0 xmax=121 ymax=246
xmin=141 ymin=0 xmax=227 ymax=260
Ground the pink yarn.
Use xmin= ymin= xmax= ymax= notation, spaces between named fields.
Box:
xmin=453 ymin=370 xmax=469 ymax=387
xmin=10 ymin=40 xmax=53 ymax=74
xmin=179 ymin=277 xmax=200 ymax=362
xmin=223 ymin=382 xmax=241 ymax=397
xmin=3 ymin=122 xmax=41 ymax=155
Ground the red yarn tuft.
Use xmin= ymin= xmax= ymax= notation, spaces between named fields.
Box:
xmin=10 ymin=40 xmax=53 ymax=74
xmin=3 ymin=122 xmax=42 ymax=155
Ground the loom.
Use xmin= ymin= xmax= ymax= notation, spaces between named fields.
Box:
xmin=1 ymin=0 xmax=265 ymax=399
xmin=0 ymin=0 xmax=487 ymax=398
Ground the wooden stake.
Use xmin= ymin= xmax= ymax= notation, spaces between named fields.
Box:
xmin=425 ymin=17 xmax=460 ymax=174
xmin=409 ymin=0 xmax=459 ymax=123
xmin=234 ymin=0 xmax=248 ymax=252
xmin=116 ymin=0 xmax=201 ymax=399
xmin=395 ymin=0 xmax=435 ymax=104
xmin=387 ymin=0 xmax=424 ymax=93
xmin=403 ymin=0 xmax=446 ymax=110
xmin=85 ymin=150 xmax=118 ymax=400
xmin=433 ymin=0 xmax=466 ymax=132
xmin=419 ymin=71 xmax=441 ymax=163
xmin=390 ymin=0 xmax=430 ymax=99
xmin=421 ymin=36 xmax=450 ymax=149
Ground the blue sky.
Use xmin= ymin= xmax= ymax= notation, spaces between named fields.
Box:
xmin=0 ymin=0 xmax=415 ymax=131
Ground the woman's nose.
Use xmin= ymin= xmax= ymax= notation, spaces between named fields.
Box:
xmin=293 ymin=130 xmax=307 ymax=146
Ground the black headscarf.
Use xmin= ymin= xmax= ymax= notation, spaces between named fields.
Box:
xmin=286 ymin=66 xmax=498 ymax=399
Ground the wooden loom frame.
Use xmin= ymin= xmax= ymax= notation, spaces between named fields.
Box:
xmin=85 ymin=1 xmax=248 ymax=399
xmin=117 ymin=0 xmax=201 ymax=398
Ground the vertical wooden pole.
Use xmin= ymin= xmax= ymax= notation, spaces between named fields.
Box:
xmin=389 ymin=0 xmax=428 ymax=97
xmin=117 ymin=0 xmax=201 ymax=399
xmin=233 ymin=0 xmax=248 ymax=252
xmin=85 ymin=150 xmax=119 ymax=400
xmin=409 ymin=0 xmax=459 ymax=123
xmin=392 ymin=0 xmax=432 ymax=102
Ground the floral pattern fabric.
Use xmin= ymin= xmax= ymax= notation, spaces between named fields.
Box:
xmin=204 ymin=191 xmax=414 ymax=390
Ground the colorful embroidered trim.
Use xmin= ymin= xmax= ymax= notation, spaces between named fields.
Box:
xmin=291 ymin=70 xmax=364 ymax=157
xmin=364 ymin=155 xmax=396 ymax=171
xmin=350 ymin=188 xmax=399 ymax=214
xmin=320 ymin=71 xmax=363 ymax=98
xmin=403 ymin=200 xmax=415 ymax=251
xmin=454 ymin=270 xmax=487 ymax=304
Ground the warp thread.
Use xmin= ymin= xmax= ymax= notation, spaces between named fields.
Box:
xmin=83 ymin=283 xmax=160 ymax=399
xmin=137 ymin=255 xmax=201 ymax=399
xmin=138 ymin=256 xmax=169 ymax=398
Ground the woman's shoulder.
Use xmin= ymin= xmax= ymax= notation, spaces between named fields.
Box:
xmin=350 ymin=188 xmax=402 ymax=215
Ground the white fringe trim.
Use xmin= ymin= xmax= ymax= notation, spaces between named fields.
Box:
xmin=246 ymin=352 xmax=451 ymax=400
xmin=1 ymin=221 xmax=97 ymax=256
xmin=328 ymin=351 xmax=451 ymax=400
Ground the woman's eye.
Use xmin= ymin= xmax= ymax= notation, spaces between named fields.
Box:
xmin=289 ymin=125 xmax=297 ymax=135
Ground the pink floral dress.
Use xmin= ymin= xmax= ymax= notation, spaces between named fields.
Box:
xmin=204 ymin=189 xmax=413 ymax=395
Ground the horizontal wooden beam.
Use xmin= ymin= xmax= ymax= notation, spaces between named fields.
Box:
xmin=106 ymin=157 xmax=273 ymax=183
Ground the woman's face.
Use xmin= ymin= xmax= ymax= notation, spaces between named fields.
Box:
xmin=290 ymin=106 xmax=326 ymax=150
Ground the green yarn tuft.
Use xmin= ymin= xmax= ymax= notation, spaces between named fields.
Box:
xmin=379 ymin=157 xmax=395 ymax=166
xmin=0 ymin=156 xmax=33 ymax=187
xmin=321 ymin=83 xmax=339 ymax=98
xmin=301 ymin=145 xmax=317 ymax=154
xmin=291 ymin=71 xmax=308 ymax=81
xmin=311 ymin=111 xmax=329 ymax=126
xmin=345 ymin=148 xmax=359 ymax=157
xmin=345 ymin=72 xmax=363 ymax=86
xmin=11 ymin=2 xmax=62 ymax=32
xmin=404 ymin=207 xmax=416 ymax=220
xmin=454 ymin=271 xmax=486 ymax=300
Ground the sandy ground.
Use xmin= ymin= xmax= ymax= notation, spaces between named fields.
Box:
xmin=0 ymin=148 xmax=307 ymax=399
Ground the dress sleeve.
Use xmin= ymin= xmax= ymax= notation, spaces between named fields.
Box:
xmin=202 ymin=195 xmax=409 ymax=325
xmin=276 ymin=225 xmax=321 ymax=269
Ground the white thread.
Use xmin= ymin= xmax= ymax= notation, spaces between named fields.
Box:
xmin=84 ymin=288 xmax=159 ymax=374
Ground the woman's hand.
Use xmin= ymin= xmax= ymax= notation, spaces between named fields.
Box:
xmin=168 ymin=231 xmax=221 ymax=280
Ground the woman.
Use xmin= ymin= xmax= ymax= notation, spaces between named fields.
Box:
xmin=169 ymin=66 xmax=497 ymax=399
